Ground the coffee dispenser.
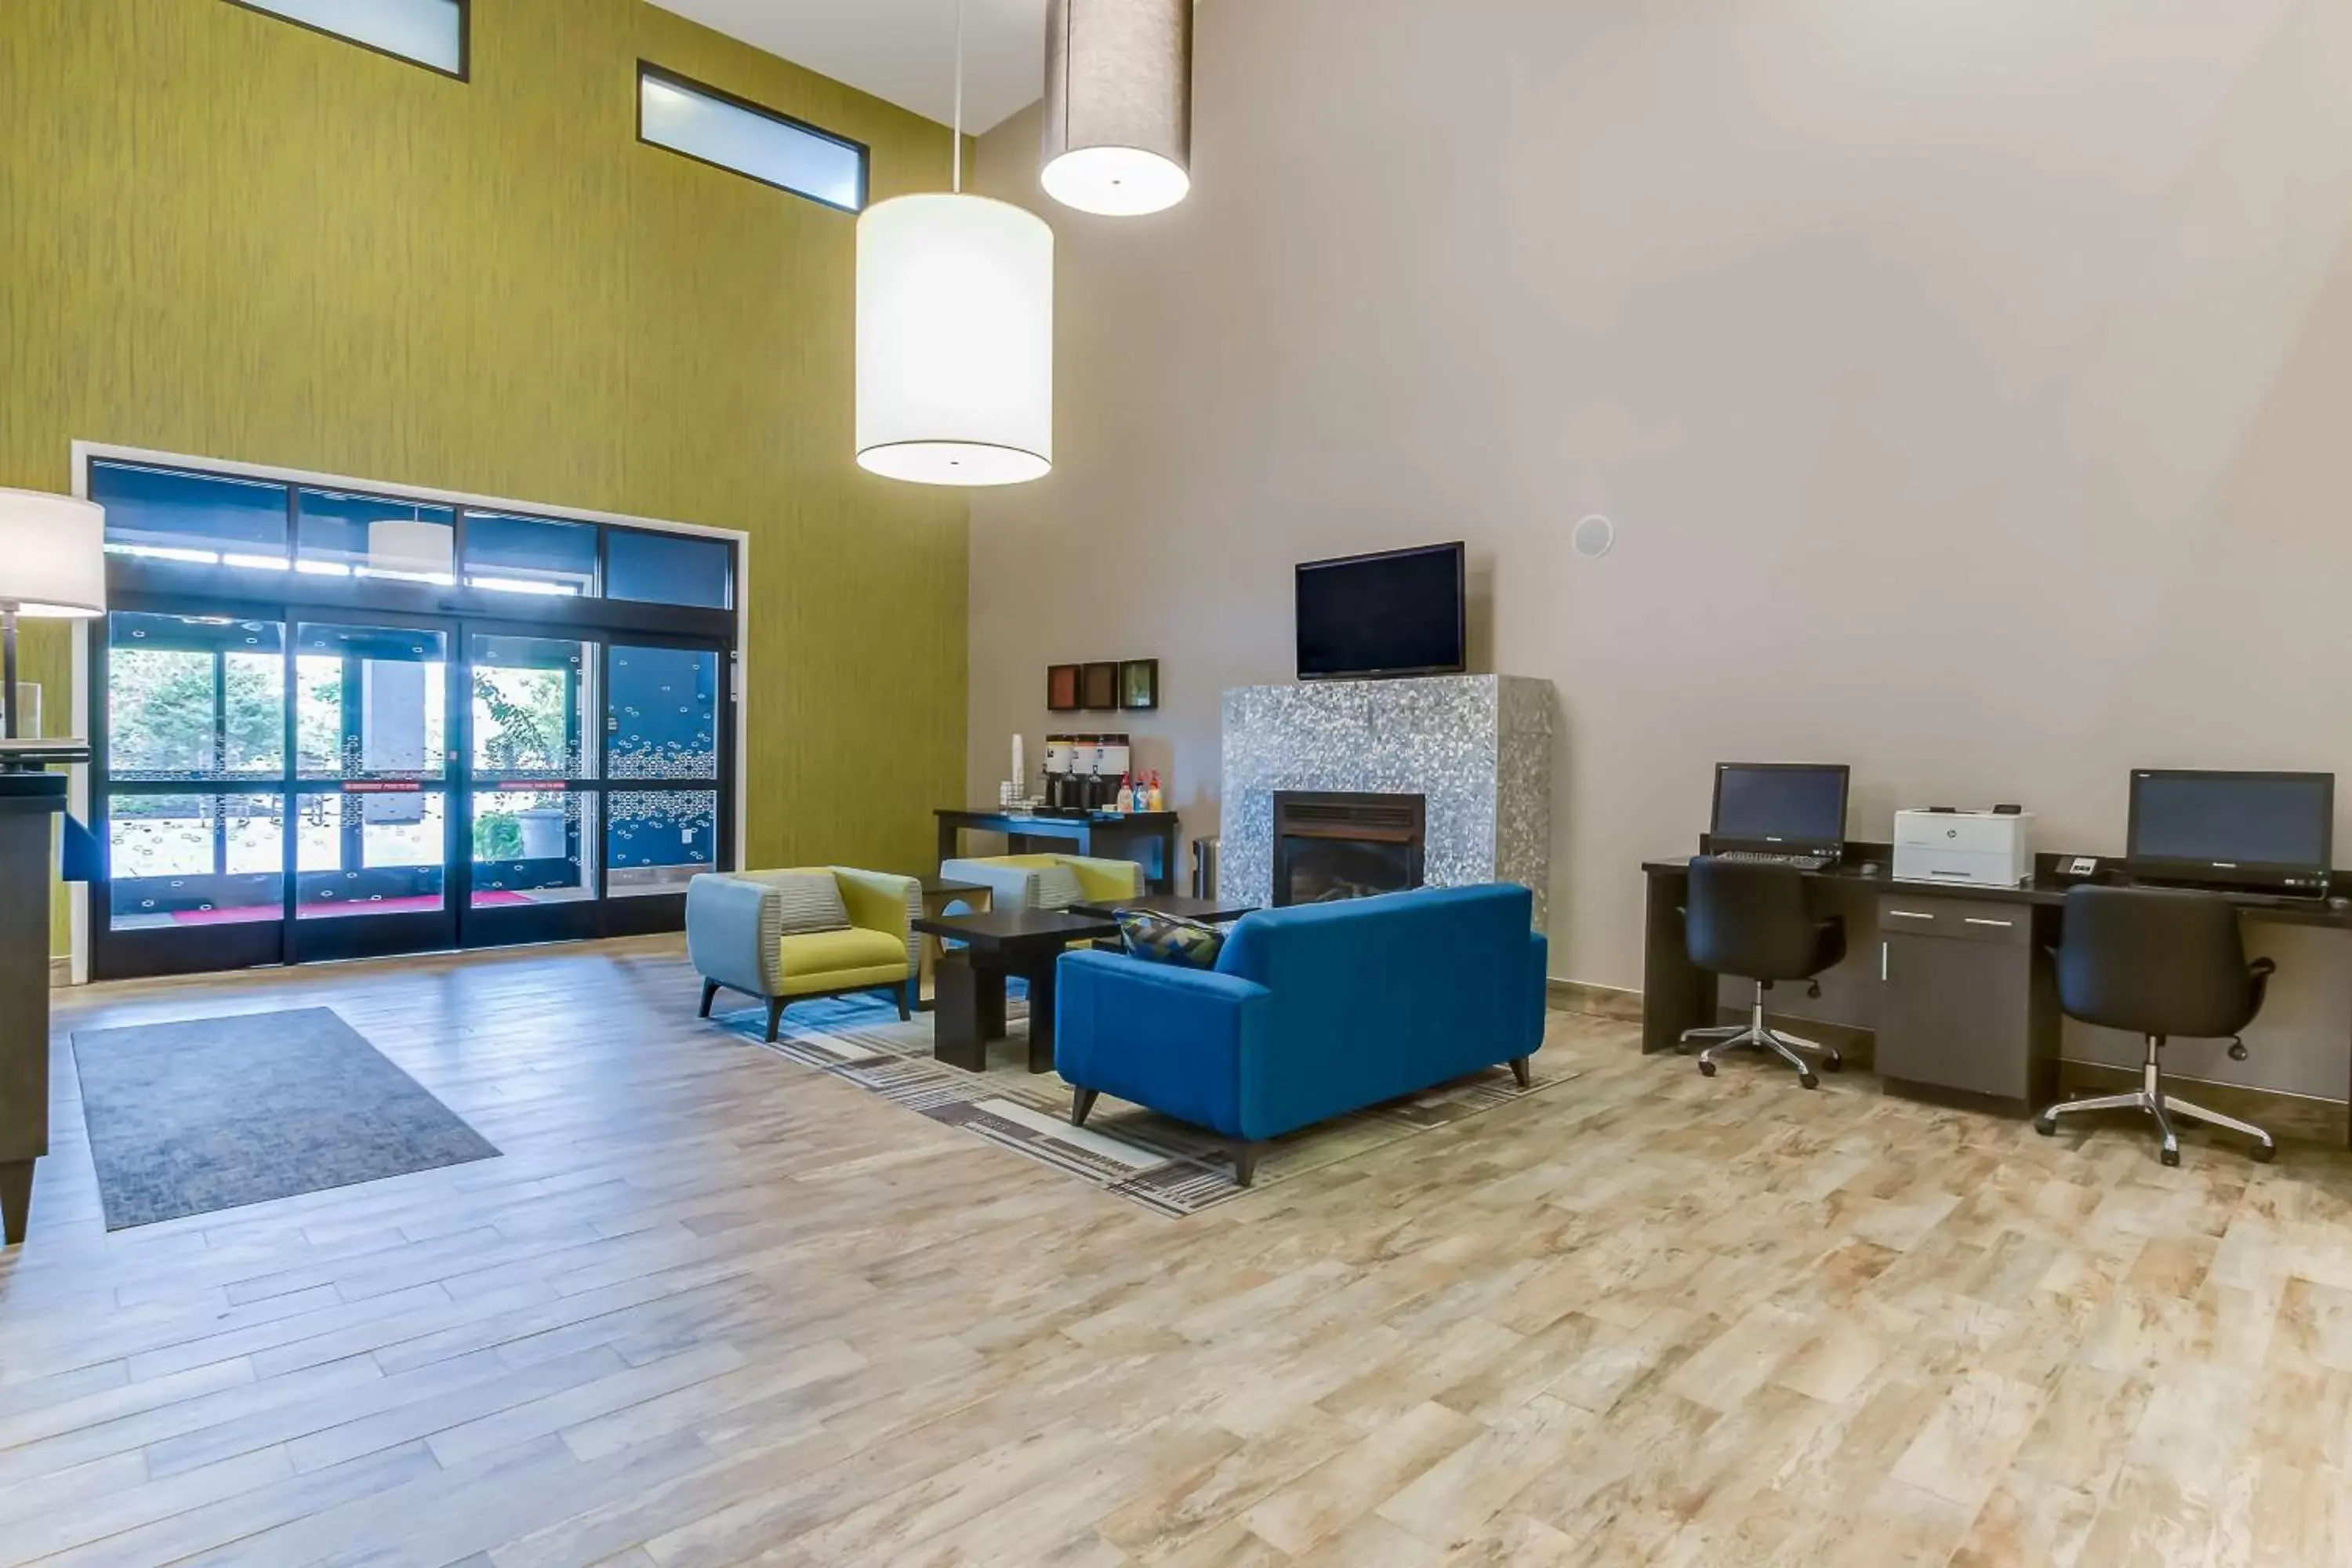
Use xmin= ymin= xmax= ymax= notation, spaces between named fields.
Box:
xmin=1043 ymin=735 xmax=1074 ymax=809
xmin=1042 ymin=732 xmax=1134 ymax=809
xmin=1068 ymin=735 xmax=1101 ymax=808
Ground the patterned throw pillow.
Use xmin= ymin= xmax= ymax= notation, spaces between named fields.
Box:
xmin=1030 ymin=863 xmax=1086 ymax=909
xmin=765 ymin=872 xmax=851 ymax=935
xmin=1115 ymin=909 xmax=1226 ymax=970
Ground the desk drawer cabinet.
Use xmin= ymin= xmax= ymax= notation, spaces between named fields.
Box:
xmin=1875 ymin=895 xmax=2057 ymax=1112
xmin=1878 ymin=895 xmax=2028 ymax=946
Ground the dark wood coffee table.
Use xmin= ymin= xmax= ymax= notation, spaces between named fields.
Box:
xmin=1067 ymin=893 xmax=1258 ymax=924
xmin=911 ymin=907 xmax=1121 ymax=1073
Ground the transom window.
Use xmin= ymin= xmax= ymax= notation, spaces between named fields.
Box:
xmin=88 ymin=461 xmax=733 ymax=612
xmin=637 ymin=64 xmax=868 ymax=212
xmin=226 ymin=0 xmax=467 ymax=79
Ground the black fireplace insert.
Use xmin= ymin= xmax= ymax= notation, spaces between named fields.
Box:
xmin=1272 ymin=791 xmax=1426 ymax=906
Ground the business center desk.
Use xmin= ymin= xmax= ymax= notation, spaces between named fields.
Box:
xmin=1642 ymin=844 xmax=2352 ymax=1145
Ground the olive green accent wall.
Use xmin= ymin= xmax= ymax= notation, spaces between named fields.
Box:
xmin=2 ymin=0 xmax=972 ymax=956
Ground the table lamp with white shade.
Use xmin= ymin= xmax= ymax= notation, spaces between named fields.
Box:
xmin=0 ymin=489 xmax=106 ymax=742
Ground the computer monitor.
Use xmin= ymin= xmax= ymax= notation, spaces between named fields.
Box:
xmin=2126 ymin=769 xmax=2335 ymax=895
xmin=1709 ymin=763 xmax=1851 ymax=859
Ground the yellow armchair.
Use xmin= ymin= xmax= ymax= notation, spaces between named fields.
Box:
xmin=687 ymin=866 xmax=922 ymax=1040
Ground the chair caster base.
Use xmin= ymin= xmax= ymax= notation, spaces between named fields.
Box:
xmin=1697 ymin=1060 xmax=1717 ymax=1077
xmin=1799 ymin=1072 xmax=1820 ymax=1091
xmin=1820 ymin=1053 xmax=1843 ymax=1073
xmin=2034 ymin=1073 xmax=2277 ymax=1168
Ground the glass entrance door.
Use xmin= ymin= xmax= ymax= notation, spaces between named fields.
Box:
xmin=98 ymin=612 xmax=291 ymax=977
xmin=93 ymin=611 xmax=463 ymax=977
xmin=454 ymin=630 xmax=731 ymax=947
xmin=460 ymin=630 xmax=599 ymax=947
xmin=288 ymin=619 xmax=457 ymax=963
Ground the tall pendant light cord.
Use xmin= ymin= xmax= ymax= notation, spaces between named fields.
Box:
xmin=951 ymin=0 xmax=965 ymax=193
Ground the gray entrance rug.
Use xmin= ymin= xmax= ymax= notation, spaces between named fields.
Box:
xmin=71 ymin=1007 xmax=499 ymax=1230
xmin=724 ymin=992 xmax=1579 ymax=1218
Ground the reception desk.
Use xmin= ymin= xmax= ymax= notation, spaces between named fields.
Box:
xmin=1 ymin=771 xmax=67 ymax=1244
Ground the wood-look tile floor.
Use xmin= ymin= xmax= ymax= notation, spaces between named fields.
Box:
xmin=5 ymin=938 xmax=2352 ymax=1565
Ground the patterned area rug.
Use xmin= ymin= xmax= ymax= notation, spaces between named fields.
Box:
xmin=720 ymin=991 xmax=1581 ymax=1218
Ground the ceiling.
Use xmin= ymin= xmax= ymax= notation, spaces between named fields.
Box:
xmin=648 ymin=0 xmax=1048 ymax=134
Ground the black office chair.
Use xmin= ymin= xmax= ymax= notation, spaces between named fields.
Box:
xmin=2033 ymin=884 xmax=2275 ymax=1166
xmin=1679 ymin=857 xmax=1847 ymax=1089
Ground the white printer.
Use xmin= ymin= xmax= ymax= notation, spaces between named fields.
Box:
xmin=1892 ymin=808 xmax=2033 ymax=887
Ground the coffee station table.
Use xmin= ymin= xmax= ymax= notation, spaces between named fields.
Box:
xmin=911 ymin=907 xmax=1122 ymax=1073
xmin=933 ymin=808 xmax=1181 ymax=894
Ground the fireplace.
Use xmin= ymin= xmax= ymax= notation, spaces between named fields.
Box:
xmin=1221 ymin=677 xmax=1552 ymax=925
xmin=1272 ymin=792 xmax=1426 ymax=906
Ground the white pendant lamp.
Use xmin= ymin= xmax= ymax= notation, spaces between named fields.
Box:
xmin=1040 ymin=0 xmax=1194 ymax=217
xmin=855 ymin=1 xmax=1054 ymax=487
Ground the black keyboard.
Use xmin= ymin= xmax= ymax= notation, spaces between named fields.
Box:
xmin=1715 ymin=850 xmax=1831 ymax=872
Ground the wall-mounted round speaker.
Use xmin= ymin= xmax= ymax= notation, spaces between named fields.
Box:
xmin=1571 ymin=514 xmax=1615 ymax=560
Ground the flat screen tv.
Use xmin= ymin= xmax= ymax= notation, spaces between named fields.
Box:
xmin=1296 ymin=542 xmax=1466 ymax=680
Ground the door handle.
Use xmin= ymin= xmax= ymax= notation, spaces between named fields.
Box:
xmin=1886 ymin=909 xmax=1934 ymax=921
xmin=1880 ymin=942 xmax=1888 ymax=982
xmin=1963 ymin=917 xmax=2013 ymax=928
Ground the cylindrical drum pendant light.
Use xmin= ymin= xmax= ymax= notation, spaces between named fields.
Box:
xmin=856 ymin=193 xmax=1054 ymax=486
xmin=1040 ymin=0 xmax=1193 ymax=217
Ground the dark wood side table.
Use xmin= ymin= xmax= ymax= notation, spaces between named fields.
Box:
xmin=1068 ymin=893 xmax=1258 ymax=924
xmin=912 ymin=908 xmax=1121 ymax=1074
xmin=915 ymin=877 xmax=993 ymax=1010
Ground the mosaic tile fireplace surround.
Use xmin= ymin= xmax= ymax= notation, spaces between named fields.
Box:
xmin=1221 ymin=674 xmax=1554 ymax=928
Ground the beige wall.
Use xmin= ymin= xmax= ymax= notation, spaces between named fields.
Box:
xmin=971 ymin=0 xmax=2352 ymax=1096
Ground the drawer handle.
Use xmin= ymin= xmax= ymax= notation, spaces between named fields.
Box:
xmin=1963 ymin=917 xmax=2014 ymax=928
xmin=1886 ymin=909 xmax=1936 ymax=920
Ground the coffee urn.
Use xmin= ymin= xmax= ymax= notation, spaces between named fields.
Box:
xmin=1043 ymin=735 xmax=1073 ymax=809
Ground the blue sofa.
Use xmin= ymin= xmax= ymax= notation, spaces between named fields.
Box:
xmin=1054 ymin=884 xmax=1549 ymax=1183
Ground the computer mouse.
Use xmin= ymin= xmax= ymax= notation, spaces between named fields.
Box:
xmin=2332 ymin=895 xmax=2350 ymax=911
xmin=1858 ymin=862 xmax=1880 ymax=877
